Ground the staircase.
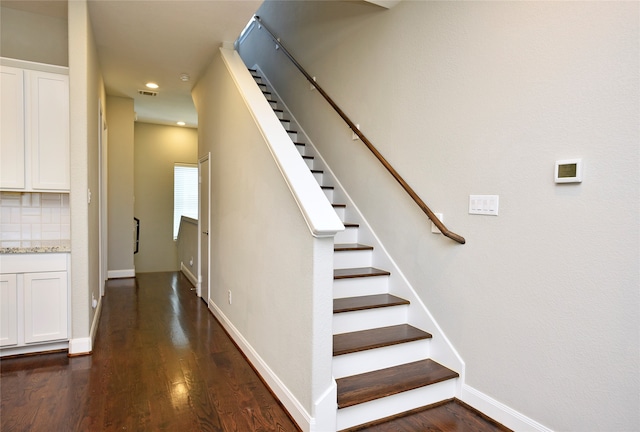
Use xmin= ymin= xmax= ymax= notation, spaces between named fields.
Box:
xmin=250 ymin=68 xmax=460 ymax=431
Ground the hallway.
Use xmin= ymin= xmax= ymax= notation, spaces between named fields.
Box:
xmin=1 ymin=272 xmax=300 ymax=431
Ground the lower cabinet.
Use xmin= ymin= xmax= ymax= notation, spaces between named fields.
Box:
xmin=0 ymin=254 xmax=69 ymax=353
xmin=0 ymin=274 xmax=18 ymax=347
xmin=23 ymin=272 xmax=68 ymax=343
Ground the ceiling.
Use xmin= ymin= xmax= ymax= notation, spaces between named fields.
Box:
xmin=3 ymin=0 xmax=263 ymax=128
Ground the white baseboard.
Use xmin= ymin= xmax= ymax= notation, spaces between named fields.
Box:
xmin=107 ymin=269 xmax=135 ymax=279
xmin=68 ymin=337 xmax=92 ymax=355
xmin=208 ymin=300 xmax=319 ymax=432
xmin=460 ymin=384 xmax=553 ymax=432
xmin=180 ymin=262 xmax=198 ymax=288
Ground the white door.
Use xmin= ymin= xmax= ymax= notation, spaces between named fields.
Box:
xmin=199 ymin=155 xmax=210 ymax=304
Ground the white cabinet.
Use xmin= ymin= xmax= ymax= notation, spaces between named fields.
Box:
xmin=0 ymin=62 xmax=70 ymax=191
xmin=0 ymin=254 xmax=69 ymax=354
xmin=0 ymin=274 xmax=18 ymax=347
xmin=0 ymin=66 xmax=25 ymax=189
xmin=24 ymin=272 xmax=68 ymax=343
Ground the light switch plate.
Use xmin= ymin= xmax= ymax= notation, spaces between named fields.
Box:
xmin=469 ymin=195 xmax=499 ymax=215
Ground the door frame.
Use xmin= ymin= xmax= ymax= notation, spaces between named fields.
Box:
xmin=98 ymin=100 xmax=108 ymax=296
xmin=198 ymin=153 xmax=210 ymax=301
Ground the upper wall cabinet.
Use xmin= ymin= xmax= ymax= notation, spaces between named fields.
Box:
xmin=1 ymin=61 xmax=70 ymax=192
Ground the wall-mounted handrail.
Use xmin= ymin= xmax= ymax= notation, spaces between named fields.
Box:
xmin=254 ymin=16 xmax=465 ymax=244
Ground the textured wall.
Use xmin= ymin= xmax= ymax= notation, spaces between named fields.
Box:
xmin=240 ymin=1 xmax=640 ymax=430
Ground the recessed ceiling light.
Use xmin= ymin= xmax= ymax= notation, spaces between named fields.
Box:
xmin=145 ymin=82 xmax=159 ymax=89
xmin=179 ymin=73 xmax=190 ymax=82
xmin=177 ymin=121 xmax=186 ymax=126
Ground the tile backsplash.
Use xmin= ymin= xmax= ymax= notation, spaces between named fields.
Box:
xmin=0 ymin=192 xmax=70 ymax=248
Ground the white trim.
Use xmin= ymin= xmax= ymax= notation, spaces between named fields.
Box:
xmin=364 ymin=0 xmax=402 ymax=9
xmin=209 ymin=300 xmax=322 ymax=432
xmin=461 ymin=385 xmax=553 ymax=432
xmin=0 ymin=56 xmax=69 ymax=74
xmin=180 ymin=262 xmax=198 ymax=288
xmin=68 ymin=337 xmax=92 ymax=355
xmin=107 ymin=269 xmax=135 ymax=279
xmin=0 ymin=341 xmax=68 ymax=357
xmin=219 ymin=48 xmax=344 ymax=239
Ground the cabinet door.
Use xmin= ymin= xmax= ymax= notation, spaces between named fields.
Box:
xmin=0 ymin=66 xmax=25 ymax=189
xmin=0 ymin=274 xmax=18 ymax=347
xmin=24 ymin=271 xmax=68 ymax=343
xmin=27 ymin=71 xmax=70 ymax=190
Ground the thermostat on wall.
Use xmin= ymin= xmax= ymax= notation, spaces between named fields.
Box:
xmin=555 ymin=159 xmax=582 ymax=183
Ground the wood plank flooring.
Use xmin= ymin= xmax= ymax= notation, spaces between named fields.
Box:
xmin=2 ymin=271 xmax=510 ymax=432
xmin=0 ymin=272 xmax=300 ymax=432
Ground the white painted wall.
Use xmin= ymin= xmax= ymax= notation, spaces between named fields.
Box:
xmin=0 ymin=5 xmax=68 ymax=66
xmin=192 ymin=49 xmax=337 ymax=431
xmin=106 ymin=96 xmax=135 ymax=277
xmin=133 ymin=122 xmax=198 ymax=273
xmin=177 ymin=216 xmax=199 ymax=286
xmin=68 ymin=0 xmax=105 ymax=353
xmin=239 ymin=1 xmax=639 ymax=430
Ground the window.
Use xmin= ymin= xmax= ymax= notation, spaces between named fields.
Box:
xmin=173 ymin=163 xmax=198 ymax=239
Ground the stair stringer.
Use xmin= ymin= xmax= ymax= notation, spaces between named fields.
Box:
xmin=252 ymin=64 xmax=466 ymax=392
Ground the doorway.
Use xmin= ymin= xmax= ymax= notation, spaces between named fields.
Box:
xmin=198 ymin=154 xmax=210 ymax=303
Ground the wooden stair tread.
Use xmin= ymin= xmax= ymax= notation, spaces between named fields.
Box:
xmin=343 ymin=222 xmax=359 ymax=228
xmin=322 ymin=185 xmax=334 ymax=190
xmin=334 ymin=324 xmax=431 ymax=356
xmin=334 ymin=267 xmax=390 ymax=279
xmin=332 ymin=203 xmax=346 ymax=208
xmin=334 ymin=243 xmax=373 ymax=251
xmin=336 ymin=359 xmax=459 ymax=409
xmin=302 ymin=155 xmax=314 ymax=160
xmin=334 ymin=294 xmax=409 ymax=314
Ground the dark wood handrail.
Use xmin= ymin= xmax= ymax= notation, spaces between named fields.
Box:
xmin=254 ymin=16 xmax=465 ymax=244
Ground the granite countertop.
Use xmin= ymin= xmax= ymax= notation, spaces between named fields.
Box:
xmin=0 ymin=241 xmax=71 ymax=254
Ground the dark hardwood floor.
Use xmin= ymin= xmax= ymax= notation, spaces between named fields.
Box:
xmin=1 ymin=272 xmax=300 ymax=432
xmin=1 ymin=271 xmax=509 ymax=432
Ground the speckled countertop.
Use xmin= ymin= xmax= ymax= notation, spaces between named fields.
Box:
xmin=0 ymin=241 xmax=71 ymax=254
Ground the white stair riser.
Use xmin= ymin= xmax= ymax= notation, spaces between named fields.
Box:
xmin=280 ymin=120 xmax=291 ymax=129
xmin=323 ymin=188 xmax=334 ymax=201
xmin=263 ymin=92 xmax=273 ymax=101
xmin=287 ymin=131 xmax=297 ymax=141
xmin=333 ymin=249 xmax=372 ymax=269
xmin=332 ymin=304 xmax=408 ymax=333
xmin=304 ymin=158 xmax=314 ymax=169
xmin=269 ymin=100 xmax=277 ymax=108
xmin=274 ymin=110 xmax=284 ymax=119
xmin=313 ymin=171 xmax=323 ymax=183
xmin=336 ymin=379 xmax=458 ymax=431
xmin=295 ymin=144 xmax=307 ymax=156
xmin=333 ymin=276 xmax=389 ymax=298
xmin=333 ymin=206 xmax=345 ymax=221
xmin=332 ymin=339 xmax=429 ymax=379
xmin=334 ymin=227 xmax=358 ymax=244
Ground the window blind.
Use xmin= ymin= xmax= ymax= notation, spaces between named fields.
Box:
xmin=173 ymin=163 xmax=198 ymax=239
